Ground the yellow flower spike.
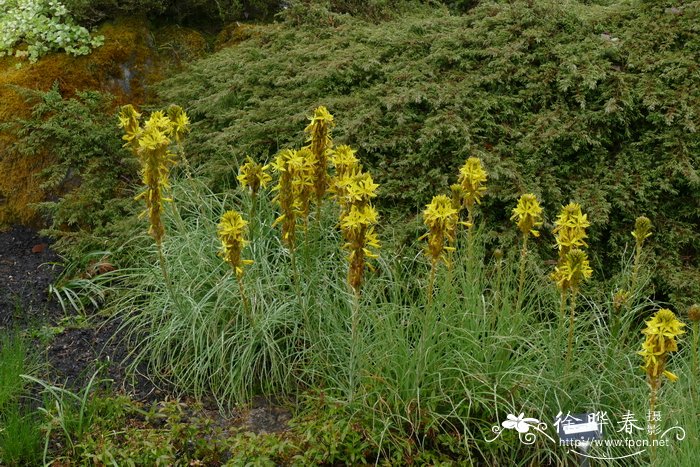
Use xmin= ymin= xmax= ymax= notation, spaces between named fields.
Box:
xmin=166 ymin=104 xmax=190 ymax=145
xmin=132 ymin=111 xmax=178 ymax=246
xmin=304 ymin=106 xmax=335 ymax=203
xmin=511 ymin=193 xmax=543 ymax=238
xmin=457 ymin=157 xmax=488 ymax=210
xmin=118 ymin=104 xmax=142 ymax=153
xmin=344 ymin=171 xmax=379 ymax=208
xmin=638 ymin=306 xmax=684 ymax=421
xmin=217 ymin=210 xmax=253 ymax=279
xmin=341 ymin=204 xmax=380 ymax=293
xmin=421 ymin=195 xmax=460 ymax=267
xmin=512 ymin=193 xmax=543 ymax=313
xmin=237 ymin=156 xmax=272 ymax=197
xmin=291 ymin=147 xmax=317 ymax=223
xmin=271 ymin=149 xmax=299 ymax=248
xmin=553 ymin=203 xmax=590 ymax=256
xmin=642 ymin=308 xmax=686 ymax=341
xmin=553 ymin=248 xmax=593 ymax=292
xmin=450 ymin=183 xmax=463 ymax=212
xmin=331 ymin=145 xmax=359 ymax=176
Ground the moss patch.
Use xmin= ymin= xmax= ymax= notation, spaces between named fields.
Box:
xmin=0 ymin=18 xmax=207 ymax=227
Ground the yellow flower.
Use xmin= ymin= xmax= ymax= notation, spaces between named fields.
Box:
xmin=662 ymin=370 xmax=678 ymax=382
xmin=511 ymin=193 xmax=543 ymax=237
xmin=642 ymin=308 xmax=686 ymax=344
xmin=166 ymin=104 xmax=190 ymax=145
xmin=290 ymin=148 xmax=317 ymax=222
xmin=237 ymin=156 xmax=272 ymax=196
xmin=553 ymin=203 xmax=590 ymax=255
xmin=271 ymin=149 xmax=299 ymax=247
xmin=343 ymin=171 xmax=379 ymax=208
xmin=304 ymin=106 xmax=335 ymax=202
xmin=420 ymin=195 xmax=460 ymax=266
xmin=331 ymin=145 xmax=359 ymax=175
xmin=638 ymin=308 xmax=684 ymax=382
xmin=118 ymin=104 xmax=142 ymax=152
xmin=217 ymin=210 xmax=253 ymax=279
xmin=328 ymin=146 xmax=359 ymax=206
xmin=339 ymin=171 xmax=381 ymax=293
xmin=133 ymin=111 xmax=178 ymax=245
xmin=552 ymin=249 xmax=592 ymax=291
xmin=457 ymin=157 xmax=488 ymax=209
xmin=341 ymin=204 xmax=380 ymax=292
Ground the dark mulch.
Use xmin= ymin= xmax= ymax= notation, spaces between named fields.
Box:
xmin=0 ymin=225 xmax=62 ymax=327
xmin=0 ymin=225 xmax=162 ymax=401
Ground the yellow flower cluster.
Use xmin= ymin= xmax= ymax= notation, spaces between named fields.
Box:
xmin=118 ymin=104 xmax=193 ymax=245
xmin=217 ymin=210 xmax=253 ymax=279
xmin=118 ymin=104 xmax=142 ymax=153
xmin=420 ymin=195 xmax=460 ymax=267
xmin=457 ymin=157 xmax=488 ymax=214
xmin=271 ymin=148 xmax=317 ymax=246
xmin=552 ymin=203 xmax=590 ymax=256
xmin=237 ymin=156 xmax=272 ymax=197
xmin=304 ymin=106 xmax=335 ymax=203
xmin=638 ymin=308 xmax=685 ymax=383
xmin=330 ymin=145 xmax=360 ymax=208
xmin=121 ymin=109 xmax=177 ymax=245
xmin=291 ymin=148 xmax=317 ymax=222
xmin=511 ymin=193 xmax=543 ymax=238
xmin=338 ymin=169 xmax=380 ymax=293
xmin=271 ymin=149 xmax=298 ymax=247
xmin=553 ymin=249 xmax=593 ymax=291
xmin=552 ymin=203 xmax=591 ymax=293
xmin=166 ymin=104 xmax=190 ymax=145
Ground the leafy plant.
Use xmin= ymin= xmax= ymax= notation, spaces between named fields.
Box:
xmin=158 ymin=0 xmax=700 ymax=308
xmin=0 ymin=0 xmax=103 ymax=62
xmin=0 ymin=85 xmax=141 ymax=270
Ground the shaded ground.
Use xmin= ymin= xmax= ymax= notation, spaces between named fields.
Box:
xmin=0 ymin=226 xmax=61 ymax=327
xmin=1 ymin=225 xmax=290 ymax=433
xmin=0 ymin=225 xmax=161 ymax=400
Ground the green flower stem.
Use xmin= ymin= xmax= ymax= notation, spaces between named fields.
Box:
xmin=693 ymin=322 xmax=699 ymax=391
xmin=237 ymin=276 xmax=252 ymax=324
xmin=515 ymin=233 xmax=529 ymax=313
xmin=566 ymin=290 xmax=577 ymax=374
xmin=427 ymin=262 xmax=437 ymax=307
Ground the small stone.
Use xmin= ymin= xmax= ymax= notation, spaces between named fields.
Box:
xmin=31 ymin=243 xmax=48 ymax=253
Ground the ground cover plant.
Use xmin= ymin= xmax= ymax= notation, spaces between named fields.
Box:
xmin=54 ymin=103 xmax=697 ymax=465
xmin=158 ymin=0 xmax=700 ymax=309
